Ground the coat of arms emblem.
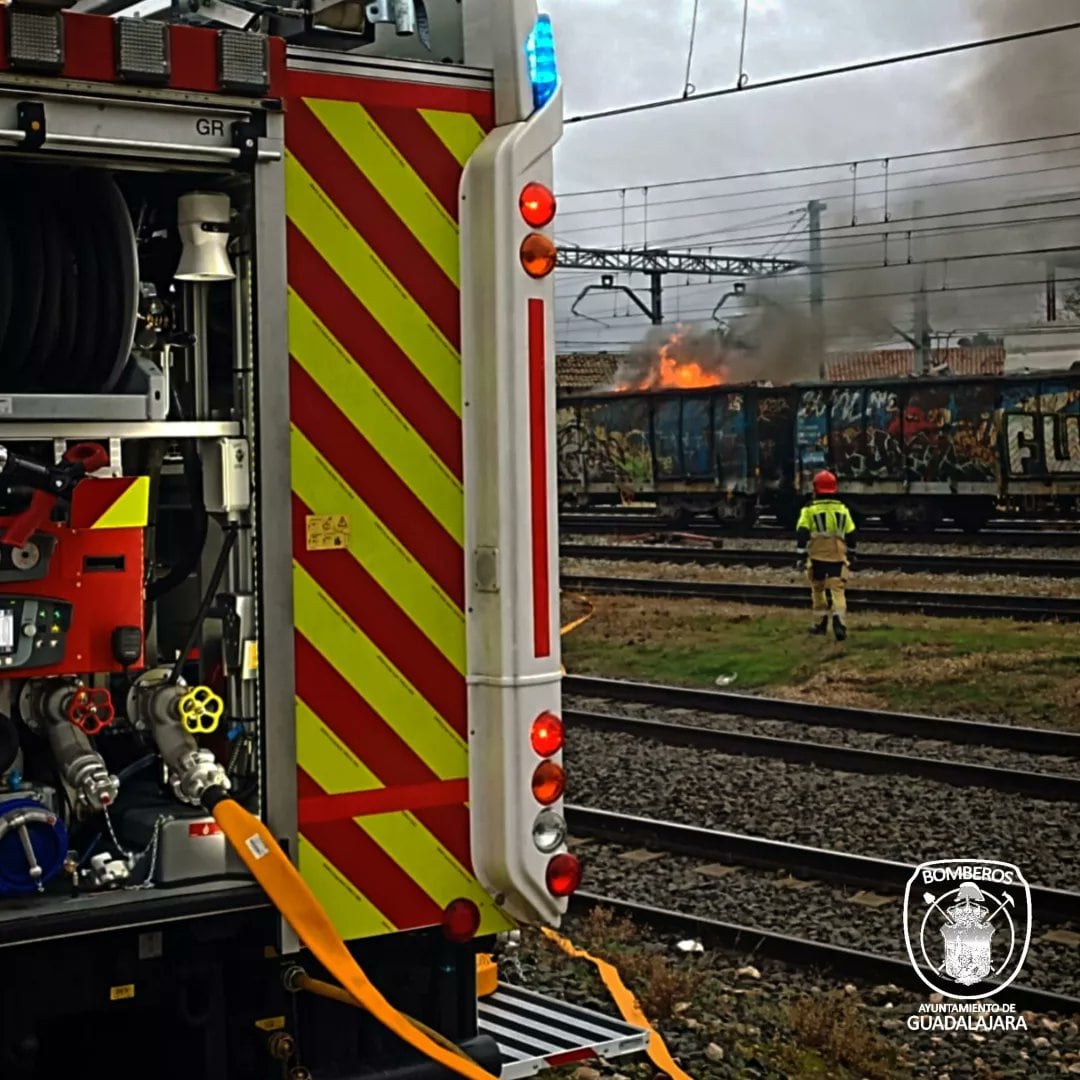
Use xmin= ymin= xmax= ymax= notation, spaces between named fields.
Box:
xmin=904 ymin=860 xmax=1032 ymax=1000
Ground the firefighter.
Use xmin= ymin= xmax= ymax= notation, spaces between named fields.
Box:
xmin=795 ymin=470 xmax=856 ymax=641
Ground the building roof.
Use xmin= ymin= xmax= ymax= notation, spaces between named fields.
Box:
xmin=556 ymin=352 xmax=620 ymax=391
xmin=825 ymin=346 xmax=1005 ymax=381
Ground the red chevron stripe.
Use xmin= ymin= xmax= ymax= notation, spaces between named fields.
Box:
xmin=292 ymin=495 xmax=466 ymax=738
xmin=295 ymin=634 xmax=473 ymax=871
xmin=68 ymin=477 xmax=137 ymax=529
xmin=287 ymin=70 xmax=493 ymax=126
xmin=298 ymin=769 xmax=444 ymax=929
xmin=287 ymin=225 xmax=463 ymax=481
xmin=290 ymin=361 xmax=464 ymax=607
xmin=363 ymin=105 xmax=466 ymax=220
xmin=287 ymin=98 xmax=460 ymax=348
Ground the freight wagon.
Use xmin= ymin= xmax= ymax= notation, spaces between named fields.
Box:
xmin=557 ymin=371 xmax=1080 ymax=531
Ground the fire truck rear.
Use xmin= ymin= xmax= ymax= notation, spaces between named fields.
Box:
xmin=0 ymin=2 xmax=644 ymax=1076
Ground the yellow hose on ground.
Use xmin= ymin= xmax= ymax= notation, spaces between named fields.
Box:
xmin=540 ymin=927 xmax=696 ymax=1080
xmin=560 ymin=593 xmax=596 ymax=637
xmin=210 ymin=798 xmax=501 ymax=1080
xmin=560 ymin=592 xmax=597 ymax=674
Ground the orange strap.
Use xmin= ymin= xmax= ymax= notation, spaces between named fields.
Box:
xmin=212 ymin=799 xmax=501 ymax=1080
xmin=540 ymin=927 xmax=696 ymax=1080
xmin=560 ymin=594 xmax=595 ymax=637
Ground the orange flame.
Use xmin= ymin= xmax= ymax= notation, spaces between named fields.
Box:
xmin=615 ymin=331 xmax=727 ymax=392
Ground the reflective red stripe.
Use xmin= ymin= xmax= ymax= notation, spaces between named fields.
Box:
xmin=528 ymin=298 xmax=551 ymax=658
xmin=294 ymin=635 xmax=473 ymax=871
xmin=64 ymin=13 xmax=115 ymax=82
xmin=545 ymin=1050 xmax=597 ymax=1067
xmin=298 ymin=770 xmax=444 ymax=929
xmin=168 ymin=24 xmax=219 ymax=92
xmin=299 ymin=779 xmax=469 ymax=824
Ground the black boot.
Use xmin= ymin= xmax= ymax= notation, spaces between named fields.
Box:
xmin=809 ymin=617 xmax=828 ymax=636
xmin=833 ymin=615 xmax=847 ymax=642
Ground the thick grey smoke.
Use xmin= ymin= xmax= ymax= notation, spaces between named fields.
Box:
xmin=956 ymin=0 xmax=1080 ymax=145
xmin=599 ymin=3 xmax=1080 ymax=387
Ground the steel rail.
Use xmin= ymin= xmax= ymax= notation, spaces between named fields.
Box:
xmin=565 ymin=708 xmax=1080 ymax=802
xmin=569 ymin=892 xmax=1080 ymax=1017
xmin=560 ymin=542 xmax=1080 ymax=578
xmin=560 ymin=515 xmax=1080 ymax=548
xmin=559 ymin=574 xmax=1080 ymax=620
xmin=565 ymin=806 xmax=1080 ymax=922
xmin=561 ymin=675 xmax=1080 ymax=756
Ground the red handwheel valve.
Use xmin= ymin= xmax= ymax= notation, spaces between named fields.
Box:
xmin=66 ymin=687 xmax=115 ymax=736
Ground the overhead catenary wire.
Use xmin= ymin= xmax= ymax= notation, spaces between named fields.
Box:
xmin=554 ymin=149 xmax=1080 ymax=236
xmin=550 ymin=204 xmax=1080 ymax=270
xmin=557 ymin=129 xmax=1080 ymax=201
xmin=682 ymin=0 xmax=700 ymax=98
xmin=565 ymin=18 xmax=1080 ymax=125
xmin=552 ymin=273 xmax=1080 ymax=345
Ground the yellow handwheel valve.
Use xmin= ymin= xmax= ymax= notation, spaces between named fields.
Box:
xmin=178 ymin=686 xmax=224 ymax=734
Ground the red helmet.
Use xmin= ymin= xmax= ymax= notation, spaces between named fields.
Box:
xmin=812 ymin=470 xmax=838 ymax=495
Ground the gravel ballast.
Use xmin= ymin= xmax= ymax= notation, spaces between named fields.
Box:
xmin=574 ymin=837 xmax=1080 ymax=1000
xmin=565 ymin=727 xmax=1080 ymax=891
xmin=504 ymin=905 xmax=1080 ymax=1079
xmin=564 ymin=695 xmax=1080 ymax=778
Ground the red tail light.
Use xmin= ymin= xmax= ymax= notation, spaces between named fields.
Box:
xmin=530 ymin=712 xmax=564 ymax=757
xmin=545 ymin=853 xmax=581 ymax=897
xmin=519 ymin=182 xmax=556 ymax=228
xmin=442 ymin=898 xmax=481 ymax=942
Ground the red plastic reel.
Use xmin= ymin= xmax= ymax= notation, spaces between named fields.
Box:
xmin=66 ymin=687 xmax=115 ymax=736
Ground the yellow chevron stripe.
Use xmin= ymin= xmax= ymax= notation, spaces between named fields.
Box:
xmin=292 ymin=427 xmax=465 ymax=672
xmin=356 ymin=810 xmax=507 ymax=929
xmin=288 ymin=289 xmax=463 ymax=543
xmin=297 ymin=834 xmax=394 ymax=939
xmin=306 ymin=99 xmax=461 ymax=287
xmin=293 ymin=564 xmax=466 ymax=778
xmin=297 ymin=698 xmax=381 ymax=795
xmin=91 ymin=477 xmax=150 ymax=529
xmin=299 ymin=704 xmax=505 ymax=929
xmin=419 ymin=108 xmax=487 ymax=167
xmin=285 ymin=152 xmax=461 ymax=413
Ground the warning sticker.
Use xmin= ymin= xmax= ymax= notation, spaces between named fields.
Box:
xmin=305 ymin=514 xmax=350 ymax=551
xmin=245 ymin=834 xmax=270 ymax=860
xmin=110 ymin=984 xmax=135 ymax=1001
xmin=255 ymin=1016 xmax=286 ymax=1032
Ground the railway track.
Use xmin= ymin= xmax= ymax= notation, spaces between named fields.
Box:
xmin=561 ymin=542 xmax=1080 ymax=577
xmin=562 ymin=674 xmax=1080 ymax=755
xmin=567 ymin=808 xmax=1080 ymax=1014
xmin=560 ymin=514 xmax=1080 ymax=548
xmin=560 ymin=573 xmax=1080 ymax=620
xmin=570 ymin=892 xmax=1080 ymax=1018
xmin=564 ymin=679 xmax=1080 ymax=1018
xmin=565 ymin=707 xmax=1080 ymax=801
xmin=567 ymin=806 xmax=1080 ymax=916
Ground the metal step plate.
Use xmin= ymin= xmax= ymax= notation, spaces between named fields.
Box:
xmin=478 ymin=982 xmax=650 ymax=1079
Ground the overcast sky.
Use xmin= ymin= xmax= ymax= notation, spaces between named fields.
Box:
xmin=543 ymin=0 xmax=1080 ymax=358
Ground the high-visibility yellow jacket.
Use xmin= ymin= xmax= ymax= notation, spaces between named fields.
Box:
xmin=796 ymin=498 xmax=856 ymax=563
